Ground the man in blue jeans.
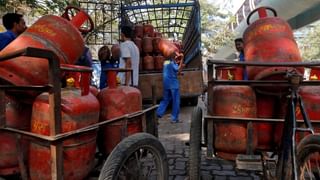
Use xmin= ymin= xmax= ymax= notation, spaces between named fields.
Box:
xmin=156 ymin=52 xmax=184 ymax=123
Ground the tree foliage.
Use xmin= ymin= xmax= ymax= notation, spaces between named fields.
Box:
xmin=0 ymin=0 xmax=78 ymax=16
xmin=200 ymin=0 xmax=235 ymax=55
xmin=297 ymin=22 xmax=320 ymax=61
xmin=0 ymin=0 xmax=235 ymax=54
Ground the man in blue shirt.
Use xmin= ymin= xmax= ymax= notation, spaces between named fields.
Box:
xmin=156 ymin=52 xmax=184 ymax=123
xmin=235 ymin=38 xmax=248 ymax=80
xmin=0 ymin=13 xmax=26 ymax=51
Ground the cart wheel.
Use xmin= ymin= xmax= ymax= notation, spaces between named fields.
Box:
xmin=297 ymin=134 xmax=320 ymax=179
xmin=189 ymin=106 xmax=203 ymax=180
xmin=98 ymin=133 xmax=168 ymax=180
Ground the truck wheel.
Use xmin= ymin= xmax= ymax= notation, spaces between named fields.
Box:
xmin=98 ymin=133 xmax=168 ymax=180
xmin=189 ymin=107 xmax=202 ymax=180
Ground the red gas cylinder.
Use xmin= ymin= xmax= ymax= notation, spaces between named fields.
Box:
xmin=274 ymin=86 xmax=320 ymax=167
xmin=296 ymin=86 xmax=320 ymax=168
xmin=243 ymin=7 xmax=303 ymax=83
xmin=293 ymin=86 xmax=320 ymax=144
xmin=255 ymin=94 xmax=276 ymax=150
xmin=153 ymin=37 xmax=161 ymax=54
xmin=134 ymin=37 xmax=142 ymax=53
xmin=97 ymin=70 xmax=142 ymax=155
xmin=90 ymin=86 xmax=99 ymax=96
xmin=173 ymin=41 xmax=182 ymax=52
xmin=273 ymin=96 xmax=287 ymax=148
xmin=215 ymin=65 xmax=243 ymax=80
xmin=29 ymin=65 xmax=99 ymax=180
xmin=139 ymin=57 xmax=143 ymax=71
xmin=134 ymin=24 xmax=144 ymax=38
xmin=309 ymin=67 xmax=320 ymax=80
xmin=158 ymin=39 xmax=180 ymax=58
xmin=211 ymin=85 xmax=257 ymax=161
xmin=0 ymin=96 xmax=32 ymax=176
xmin=297 ymin=86 xmax=320 ymax=129
xmin=143 ymin=55 xmax=155 ymax=70
xmin=143 ymin=36 xmax=153 ymax=53
xmin=133 ymin=37 xmax=142 ymax=53
xmin=0 ymin=6 xmax=93 ymax=87
xmin=154 ymin=55 xmax=165 ymax=70
xmin=111 ymin=44 xmax=121 ymax=61
xmin=143 ymin=24 xmax=154 ymax=37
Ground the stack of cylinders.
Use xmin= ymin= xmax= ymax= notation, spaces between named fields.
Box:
xmin=133 ymin=23 xmax=182 ymax=72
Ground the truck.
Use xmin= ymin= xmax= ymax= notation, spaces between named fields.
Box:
xmin=80 ymin=0 xmax=204 ymax=105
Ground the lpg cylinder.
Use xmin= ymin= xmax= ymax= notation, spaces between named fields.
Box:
xmin=273 ymin=96 xmax=287 ymax=148
xmin=89 ymin=86 xmax=99 ymax=97
xmin=29 ymin=65 xmax=100 ymax=180
xmin=273 ymin=87 xmax=319 ymax=148
xmin=212 ymin=85 xmax=257 ymax=161
xmin=153 ymin=37 xmax=161 ymax=54
xmin=309 ymin=66 xmax=320 ymax=80
xmin=215 ymin=65 xmax=243 ymax=80
xmin=158 ymin=39 xmax=180 ymax=58
xmin=139 ymin=57 xmax=143 ymax=71
xmin=297 ymin=86 xmax=320 ymax=132
xmin=143 ymin=36 xmax=153 ymax=53
xmin=255 ymin=94 xmax=276 ymax=150
xmin=143 ymin=24 xmax=154 ymax=37
xmin=97 ymin=70 xmax=142 ymax=155
xmin=134 ymin=24 xmax=144 ymax=38
xmin=143 ymin=55 xmax=155 ymax=70
xmin=243 ymin=7 xmax=303 ymax=84
xmin=276 ymin=86 xmax=320 ymax=166
xmin=0 ymin=96 xmax=32 ymax=176
xmin=0 ymin=6 xmax=93 ymax=87
xmin=154 ymin=55 xmax=165 ymax=70
xmin=134 ymin=37 xmax=142 ymax=53
xmin=296 ymin=86 xmax=320 ymax=167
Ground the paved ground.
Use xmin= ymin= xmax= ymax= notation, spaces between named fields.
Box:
xmin=158 ymin=98 xmax=263 ymax=180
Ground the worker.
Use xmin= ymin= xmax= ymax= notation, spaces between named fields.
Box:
xmin=75 ymin=45 xmax=93 ymax=67
xmin=156 ymin=52 xmax=184 ymax=123
xmin=0 ymin=13 xmax=27 ymax=51
xmin=234 ymin=38 xmax=248 ymax=80
xmin=98 ymin=45 xmax=119 ymax=89
xmin=118 ymin=26 xmax=140 ymax=86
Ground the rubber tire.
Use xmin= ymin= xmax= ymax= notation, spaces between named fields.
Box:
xmin=98 ymin=133 xmax=168 ymax=180
xmin=189 ymin=106 xmax=203 ymax=180
xmin=297 ymin=135 xmax=320 ymax=179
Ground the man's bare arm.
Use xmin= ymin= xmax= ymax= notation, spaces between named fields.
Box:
xmin=124 ymin=57 xmax=132 ymax=85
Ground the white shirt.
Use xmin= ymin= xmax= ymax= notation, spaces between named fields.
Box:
xmin=119 ymin=40 xmax=140 ymax=86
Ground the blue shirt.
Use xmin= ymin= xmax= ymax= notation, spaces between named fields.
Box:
xmin=239 ymin=52 xmax=248 ymax=80
xmin=75 ymin=46 xmax=93 ymax=67
xmin=163 ymin=59 xmax=179 ymax=89
xmin=0 ymin=30 xmax=16 ymax=51
xmin=100 ymin=60 xmax=119 ymax=89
